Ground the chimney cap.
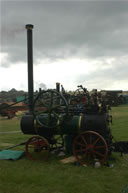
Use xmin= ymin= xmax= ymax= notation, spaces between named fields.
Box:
xmin=25 ymin=24 xmax=34 ymax=30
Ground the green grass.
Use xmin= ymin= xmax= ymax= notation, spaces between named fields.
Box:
xmin=0 ymin=106 xmax=128 ymax=193
xmin=111 ymin=105 xmax=128 ymax=141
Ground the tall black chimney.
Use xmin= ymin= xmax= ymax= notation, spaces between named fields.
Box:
xmin=25 ymin=24 xmax=34 ymax=113
xmin=56 ymin=82 xmax=60 ymax=93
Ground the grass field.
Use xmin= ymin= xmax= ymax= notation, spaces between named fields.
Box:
xmin=0 ymin=106 xmax=128 ymax=193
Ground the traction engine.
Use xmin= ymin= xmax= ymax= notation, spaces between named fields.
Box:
xmin=20 ymin=24 xmax=115 ymax=166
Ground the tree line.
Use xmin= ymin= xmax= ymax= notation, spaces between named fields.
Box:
xmin=0 ymin=88 xmax=27 ymax=103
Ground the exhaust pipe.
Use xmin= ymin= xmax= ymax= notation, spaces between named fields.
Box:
xmin=56 ymin=82 xmax=60 ymax=93
xmin=25 ymin=24 xmax=34 ymax=113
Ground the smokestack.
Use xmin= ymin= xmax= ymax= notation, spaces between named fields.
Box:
xmin=25 ymin=24 xmax=34 ymax=113
xmin=56 ymin=82 xmax=60 ymax=105
xmin=56 ymin=82 xmax=60 ymax=93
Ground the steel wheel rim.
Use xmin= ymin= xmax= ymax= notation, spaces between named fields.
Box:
xmin=73 ymin=131 xmax=108 ymax=166
xmin=25 ymin=136 xmax=50 ymax=161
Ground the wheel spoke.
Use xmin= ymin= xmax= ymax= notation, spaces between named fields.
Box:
xmin=50 ymin=92 xmax=54 ymax=108
xmin=81 ymin=135 xmax=87 ymax=146
xmin=51 ymin=104 xmax=61 ymax=111
xmin=76 ymin=142 xmax=86 ymax=147
xmin=93 ymin=137 xmax=100 ymax=145
xmin=52 ymin=111 xmax=59 ymax=119
xmin=92 ymin=150 xmax=105 ymax=157
xmin=38 ymin=99 xmax=48 ymax=108
xmin=35 ymin=109 xmax=48 ymax=115
xmin=89 ymin=133 xmax=92 ymax=144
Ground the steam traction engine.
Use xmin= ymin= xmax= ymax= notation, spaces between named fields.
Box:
xmin=21 ymin=24 xmax=113 ymax=166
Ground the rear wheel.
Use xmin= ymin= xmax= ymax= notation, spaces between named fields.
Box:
xmin=73 ymin=131 xmax=108 ymax=166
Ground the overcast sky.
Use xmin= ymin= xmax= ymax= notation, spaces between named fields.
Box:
xmin=0 ymin=0 xmax=128 ymax=92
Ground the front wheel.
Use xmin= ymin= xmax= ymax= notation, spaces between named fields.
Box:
xmin=25 ymin=136 xmax=50 ymax=161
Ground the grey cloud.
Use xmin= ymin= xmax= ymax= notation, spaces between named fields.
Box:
xmin=76 ymin=56 xmax=128 ymax=89
xmin=1 ymin=1 xmax=128 ymax=66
